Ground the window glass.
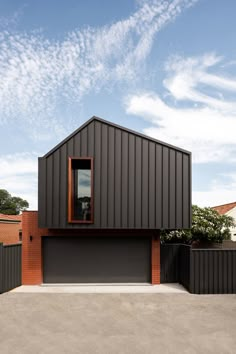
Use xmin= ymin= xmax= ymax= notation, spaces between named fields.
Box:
xmin=69 ymin=158 xmax=93 ymax=223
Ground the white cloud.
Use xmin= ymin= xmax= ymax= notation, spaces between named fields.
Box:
xmin=126 ymin=53 xmax=236 ymax=163
xmin=193 ymin=173 xmax=236 ymax=207
xmin=0 ymin=0 xmax=197 ymax=139
xmin=0 ymin=153 xmax=38 ymax=210
xmin=164 ymin=54 xmax=236 ymax=111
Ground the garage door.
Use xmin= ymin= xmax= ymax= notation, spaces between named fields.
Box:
xmin=43 ymin=236 xmax=151 ymax=283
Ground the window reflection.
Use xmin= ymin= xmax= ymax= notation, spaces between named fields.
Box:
xmin=72 ymin=159 xmax=92 ymax=222
xmin=75 ymin=169 xmax=91 ymax=221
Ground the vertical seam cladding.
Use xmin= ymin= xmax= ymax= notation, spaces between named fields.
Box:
xmin=141 ymin=138 xmax=143 ymax=229
xmin=127 ymin=133 xmax=129 ymax=228
xmin=44 ymin=158 xmax=47 ymax=228
xmin=107 ymin=125 xmax=109 ymax=227
xmin=182 ymin=153 xmax=184 ymax=228
xmin=93 ymin=122 xmax=96 ymax=227
xmin=189 ymin=153 xmax=192 ymax=227
xmin=113 ymin=128 xmax=116 ymax=228
xmin=154 ymin=143 xmax=156 ymax=229
xmin=51 ymin=155 xmax=54 ymax=227
xmin=168 ymin=148 xmax=170 ymax=229
xmin=134 ymin=135 xmax=136 ymax=228
xmin=175 ymin=150 xmax=177 ymax=230
xmin=66 ymin=142 xmax=68 ymax=228
xmin=86 ymin=125 xmax=88 ymax=156
xmin=147 ymin=140 xmax=151 ymax=228
xmin=147 ymin=141 xmax=150 ymax=228
xmin=100 ymin=122 xmax=102 ymax=226
xmin=58 ymin=151 xmax=61 ymax=228
xmin=161 ymin=145 xmax=163 ymax=229
xmin=120 ymin=130 xmax=123 ymax=228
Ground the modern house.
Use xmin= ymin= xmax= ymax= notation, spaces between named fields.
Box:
xmin=22 ymin=116 xmax=191 ymax=285
xmin=212 ymin=202 xmax=236 ymax=242
xmin=0 ymin=213 xmax=22 ymax=245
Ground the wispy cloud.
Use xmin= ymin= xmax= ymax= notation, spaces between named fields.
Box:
xmin=126 ymin=53 xmax=236 ymax=163
xmin=0 ymin=0 xmax=197 ymax=140
xmin=0 ymin=152 xmax=38 ymax=209
xmin=193 ymin=172 xmax=236 ymax=207
xmin=0 ymin=6 xmax=25 ymax=29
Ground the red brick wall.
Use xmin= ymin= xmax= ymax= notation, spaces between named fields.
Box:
xmin=0 ymin=222 xmax=21 ymax=245
xmin=22 ymin=211 xmax=161 ymax=285
xmin=22 ymin=211 xmax=45 ymax=285
xmin=151 ymin=234 xmax=160 ymax=285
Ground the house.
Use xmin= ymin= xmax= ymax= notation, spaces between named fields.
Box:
xmin=0 ymin=213 xmax=22 ymax=245
xmin=212 ymin=202 xmax=236 ymax=242
xmin=22 ymin=116 xmax=191 ymax=285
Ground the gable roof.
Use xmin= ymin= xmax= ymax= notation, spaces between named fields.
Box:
xmin=0 ymin=213 xmax=22 ymax=223
xmin=212 ymin=202 xmax=236 ymax=215
xmin=43 ymin=116 xmax=191 ymax=158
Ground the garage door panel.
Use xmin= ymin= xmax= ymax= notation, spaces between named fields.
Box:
xmin=43 ymin=236 xmax=150 ymax=283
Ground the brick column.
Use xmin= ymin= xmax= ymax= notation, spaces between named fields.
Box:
xmin=22 ymin=211 xmax=47 ymax=285
xmin=151 ymin=232 xmax=160 ymax=285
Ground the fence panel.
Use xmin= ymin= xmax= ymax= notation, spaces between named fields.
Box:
xmin=0 ymin=243 xmax=22 ymax=294
xmin=160 ymin=244 xmax=180 ymax=283
xmin=191 ymin=249 xmax=236 ymax=294
xmin=161 ymin=244 xmax=236 ymax=294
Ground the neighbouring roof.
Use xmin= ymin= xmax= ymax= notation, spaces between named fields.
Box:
xmin=0 ymin=213 xmax=22 ymax=223
xmin=43 ymin=116 xmax=191 ymax=158
xmin=212 ymin=202 xmax=236 ymax=215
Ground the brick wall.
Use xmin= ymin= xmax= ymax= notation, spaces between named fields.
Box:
xmin=151 ymin=234 xmax=160 ymax=285
xmin=22 ymin=211 xmax=45 ymax=285
xmin=0 ymin=222 xmax=21 ymax=245
xmin=22 ymin=211 xmax=161 ymax=285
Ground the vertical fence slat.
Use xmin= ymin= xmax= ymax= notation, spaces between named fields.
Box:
xmin=0 ymin=244 xmax=22 ymax=293
xmin=161 ymin=244 xmax=236 ymax=294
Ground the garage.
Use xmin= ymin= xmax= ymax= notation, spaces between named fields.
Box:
xmin=43 ymin=236 xmax=151 ymax=283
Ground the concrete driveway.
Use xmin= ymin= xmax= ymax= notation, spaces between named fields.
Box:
xmin=0 ymin=293 xmax=235 ymax=354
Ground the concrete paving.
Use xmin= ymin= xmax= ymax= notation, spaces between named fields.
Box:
xmin=0 ymin=292 xmax=236 ymax=353
xmin=11 ymin=283 xmax=188 ymax=294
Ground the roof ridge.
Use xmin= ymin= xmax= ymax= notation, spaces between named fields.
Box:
xmin=42 ymin=115 xmax=191 ymax=158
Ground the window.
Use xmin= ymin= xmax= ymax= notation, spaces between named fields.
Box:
xmin=68 ymin=157 xmax=94 ymax=223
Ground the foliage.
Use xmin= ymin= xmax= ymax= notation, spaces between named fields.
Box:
xmin=0 ymin=189 xmax=29 ymax=215
xmin=161 ymin=205 xmax=235 ymax=244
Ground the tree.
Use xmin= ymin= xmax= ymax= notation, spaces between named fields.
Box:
xmin=0 ymin=189 xmax=29 ymax=215
xmin=161 ymin=205 xmax=235 ymax=244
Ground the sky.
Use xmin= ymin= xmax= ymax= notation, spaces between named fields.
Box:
xmin=0 ymin=0 xmax=236 ymax=210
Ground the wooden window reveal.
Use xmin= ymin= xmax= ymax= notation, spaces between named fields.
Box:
xmin=68 ymin=157 xmax=94 ymax=223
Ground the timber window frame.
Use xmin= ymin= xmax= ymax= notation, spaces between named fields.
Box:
xmin=68 ymin=157 xmax=94 ymax=223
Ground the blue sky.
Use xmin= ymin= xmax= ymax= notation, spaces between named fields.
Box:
xmin=0 ymin=0 xmax=236 ymax=209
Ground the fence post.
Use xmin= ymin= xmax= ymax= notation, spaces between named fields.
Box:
xmin=0 ymin=243 xmax=3 ymax=293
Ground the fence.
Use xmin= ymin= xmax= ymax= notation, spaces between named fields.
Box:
xmin=160 ymin=244 xmax=236 ymax=294
xmin=160 ymin=244 xmax=180 ymax=283
xmin=191 ymin=249 xmax=236 ymax=294
xmin=0 ymin=243 xmax=22 ymax=294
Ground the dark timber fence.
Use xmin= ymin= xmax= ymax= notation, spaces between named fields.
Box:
xmin=0 ymin=243 xmax=22 ymax=294
xmin=160 ymin=244 xmax=236 ymax=294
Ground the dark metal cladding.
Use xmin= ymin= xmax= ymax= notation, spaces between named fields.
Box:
xmin=38 ymin=117 xmax=192 ymax=229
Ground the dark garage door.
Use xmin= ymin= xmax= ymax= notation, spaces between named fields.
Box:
xmin=43 ymin=236 xmax=151 ymax=283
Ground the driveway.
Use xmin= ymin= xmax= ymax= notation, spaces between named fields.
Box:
xmin=0 ymin=292 xmax=235 ymax=354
